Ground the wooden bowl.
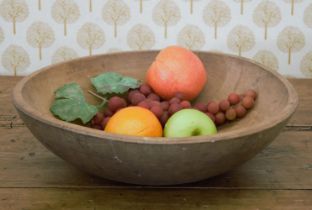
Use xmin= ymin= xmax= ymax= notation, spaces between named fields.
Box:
xmin=12 ymin=51 xmax=298 ymax=185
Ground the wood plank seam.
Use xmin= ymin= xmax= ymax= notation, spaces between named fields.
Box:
xmin=0 ymin=122 xmax=24 ymax=128
xmin=284 ymin=125 xmax=312 ymax=131
xmin=0 ymin=187 xmax=312 ymax=190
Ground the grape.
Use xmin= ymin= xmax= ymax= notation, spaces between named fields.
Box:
xmin=147 ymin=93 xmax=160 ymax=101
xmin=235 ymin=104 xmax=247 ymax=118
xmin=108 ymin=96 xmax=127 ymax=112
xmin=91 ymin=118 xmax=97 ymax=126
xmin=219 ymin=99 xmax=230 ymax=112
xmin=245 ymin=89 xmax=257 ymax=100
xmin=91 ymin=124 xmax=102 ymax=130
xmin=215 ymin=112 xmax=226 ymax=125
xmin=150 ymin=100 xmax=161 ymax=107
xmin=128 ymin=90 xmax=140 ymax=101
xmin=160 ymin=112 xmax=169 ymax=126
xmin=138 ymin=100 xmax=150 ymax=109
xmin=207 ymin=101 xmax=219 ymax=114
xmin=228 ymin=93 xmax=240 ymax=105
xmin=101 ymin=117 xmax=111 ymax=129
xmin=225 ymin=108 xmax=236 ymax=121
xmin=144 ymin=99 xmax=155 ymax=108
xmin=130 ymin=92 xmax=146 ymax=105
xmin=104 ymin=109 xmax=113 ymax=117
xmin=180 ymin=100 xmax=191 ymax=108
xmin=168 ymin=103 xmax=182 ymax=115
xmin=169 ymin=97 xmax=181 ymax=104
xmin=160 ymin=101 xmax=170 ymax=110
xmin=92 ymin=112 xmax=104 ymax=125
xmin=139 ymin=84 xmax=152 ymax=96
xmin=150 ymin=105 xmax=163 ymax=118
xmin=175 ymin=92 xmax=185 ymax=100
xmin=193 ymin=102 xmax=207 ymax=112
xmin=206 ymin=112 xmax=215 ymax=122
xmin=242 ymin=96 xmax=254 ymax=109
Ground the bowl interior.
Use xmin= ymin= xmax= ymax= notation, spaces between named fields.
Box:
xmin=18 ymin=51 xmax=292 ymax=135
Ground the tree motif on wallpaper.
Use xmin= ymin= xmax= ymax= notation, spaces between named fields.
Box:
xmin=77 ymin=23 xmax=105 ymax=56
xmin=277 ymin=26 xmax=305 ymax=65
xmin=253 ymin=50 xmax=279 ymax=71
xmin=89 ymin=0 xmax=92 ymax=12
xmin=0 ymin=28 xmax=4 ymax=44
xmin=27 ymin=22 xmax=54 ymax=60
xmin=203 ymin=0 xmax=231 ymax=39
xmin=177 ymin=25 xmax=205 ymax=50
xmin=38 ymin=0 xmax=41 ymax=10
xmin=186 ymin=0 xmax=200 ymax=15
xmin=233 ymin=0 xmax=251 ymax=15
xmin=304 ymin=4 xmax=312 ymax=28
xmin=52 ymin=0 xmax=80 ymax=36
xmin=52 ymin=47 xmax=78 ymax=64
xmin=300 ymin=52 xmax=312 ymax=77
xmin=0 ymin=0 xmax=28 ymax=35
xmin=139 ymin=0 xmax=143 ymax=13
xmin=283 ymin=0 xmax=303 ymax=16
xmin=127 ymin=24 xmax=155 ymax=50
xmin=2 ymin=45 xmax=30 ymax=76
xmin=153 ymin=0 xmax=181 ymax=39
xmin=135 ymin=0 xmax=149 ymax=14
xmin=227 ymin=25 xmax=255 ymax=57
xmin=102 ymin=0 xmax=130 ymax=38
xmin=253 ymin=1 xmax=281 ymax=40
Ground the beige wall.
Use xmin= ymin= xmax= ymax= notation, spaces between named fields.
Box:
xmin=0 ymin=0 xmax=311 ymax=78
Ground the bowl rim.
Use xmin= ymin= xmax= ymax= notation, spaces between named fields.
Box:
xmin=12 ymin=50 xmax=299 ymax=145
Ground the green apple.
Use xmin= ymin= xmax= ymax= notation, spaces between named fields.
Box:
xmin=164 ymin=109 xmax=217 ymax=138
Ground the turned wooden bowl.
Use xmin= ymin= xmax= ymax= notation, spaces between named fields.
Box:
xmin=12 ymin=51 xmax=298 ymax=185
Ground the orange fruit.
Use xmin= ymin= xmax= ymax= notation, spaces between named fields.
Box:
xmin=104 ymin=106 xmax=163 ymax=137
xmin=146 ymin=46 xmax=207 ymax=100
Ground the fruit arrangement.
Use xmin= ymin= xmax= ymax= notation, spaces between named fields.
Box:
xmin=50 ymin=46 xmax=257 ymax=138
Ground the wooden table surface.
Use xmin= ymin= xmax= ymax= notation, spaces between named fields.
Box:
xmin=0 ymin=77 xmax=311 ymax=210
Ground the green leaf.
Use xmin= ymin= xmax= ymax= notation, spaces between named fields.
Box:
xmin=91 ymin=72 xmax=140 ymax=95
xmin=50 ymin=98 xmax=98 ymax=124
xmin=55 ymin=83 xmax=85 ymax=101
xmin=50 ymin=83 xmax=99 ymax=124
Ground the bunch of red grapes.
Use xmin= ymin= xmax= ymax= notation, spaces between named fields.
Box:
xmin=91 ymin=83 xmax=257 ymax=130
xmin=195 ymin=89 xmax=257 ymax=126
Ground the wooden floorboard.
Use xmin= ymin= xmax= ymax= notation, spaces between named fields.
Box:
xmin=287 ymin=79 xmax=312 ymax=126
xmin=1 ymin=188 xmax=312 ymax=210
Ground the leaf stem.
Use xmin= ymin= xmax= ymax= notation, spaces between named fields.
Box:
xmin=88 ymin=90 xmax=107 ymax=102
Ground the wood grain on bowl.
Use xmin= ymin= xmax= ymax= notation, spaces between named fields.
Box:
xmin=12 ymin=51 xmax=298 ymax=185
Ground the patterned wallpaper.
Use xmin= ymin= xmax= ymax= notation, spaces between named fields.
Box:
xmin=0 ymin=0 xmax=312 ymax=78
